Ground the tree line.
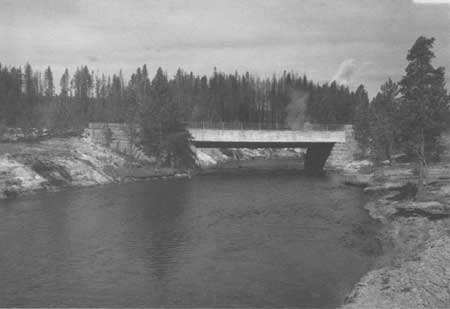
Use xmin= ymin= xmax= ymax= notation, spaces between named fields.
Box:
xmin=0 ymin=63 xmax=367 ymax=131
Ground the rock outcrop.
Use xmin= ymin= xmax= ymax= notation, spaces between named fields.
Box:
xmin=0 ymin=137 xmax=185 ymax=199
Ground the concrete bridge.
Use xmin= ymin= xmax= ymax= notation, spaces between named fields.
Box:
xmin=86 ymin=122 xmax=351 ymax=174
xmin=188 ymin=125 xmax=347 ymax=174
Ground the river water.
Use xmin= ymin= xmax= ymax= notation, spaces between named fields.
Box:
xmin=0 ymin=162 xmax=379 ymax=307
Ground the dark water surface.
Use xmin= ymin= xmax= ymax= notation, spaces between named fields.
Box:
xmin=0 ymin=166 xmax=379 ymax=307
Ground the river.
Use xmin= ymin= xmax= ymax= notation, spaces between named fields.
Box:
xmin=0 ymin=161 xmax=380 ymax=307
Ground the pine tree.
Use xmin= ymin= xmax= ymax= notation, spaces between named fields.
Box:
xmin=22 ymin=63 xmax=38 ymax=130
xmin=72 ymin=66 xmax=93 ymax=122
xmin=369 ymin=78 xmax=399 ymax=162
xmin=44 ymin=66 xmax=54 ymax=97
xmin=353 ymin=85 xmax=371 ymax=156
xmin=398 ymin=36 xmax=450 ymax=195
xmin=60 ymin=68 xmax=70 ymax=97
xmin=140 ymin=67 xmax=194 ymax=167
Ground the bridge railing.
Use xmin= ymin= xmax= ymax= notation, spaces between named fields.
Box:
xmin=187 ymin=121 xmax=346 ymax=131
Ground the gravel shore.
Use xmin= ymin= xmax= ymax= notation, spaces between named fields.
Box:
xmin=343 ymin=162 xmax=450 ymax=308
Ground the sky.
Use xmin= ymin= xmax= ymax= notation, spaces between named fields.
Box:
xmin=1 ymin=0 xmax=449 ymax=97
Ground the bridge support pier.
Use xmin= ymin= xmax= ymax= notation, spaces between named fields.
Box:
xmin=304 ymin=143 xmax=334 ymax=175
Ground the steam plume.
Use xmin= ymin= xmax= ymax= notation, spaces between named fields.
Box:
xmin=331 ymin=59 xmax=358 ymax=85
xmin=286 ymin=90 xmax=309 ymax=130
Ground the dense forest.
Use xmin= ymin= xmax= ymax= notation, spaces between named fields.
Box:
xmin=0 ymin=63 xmax=368 ymax=132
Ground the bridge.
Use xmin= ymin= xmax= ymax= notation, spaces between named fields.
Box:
xmin=86 ymin=122 xmax=349 ymax=174
xmin=188 ymin=122 xmax=347 ymax=174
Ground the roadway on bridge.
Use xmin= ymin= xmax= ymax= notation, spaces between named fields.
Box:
xmin=188 ymin=128 xmax=346 ymax=148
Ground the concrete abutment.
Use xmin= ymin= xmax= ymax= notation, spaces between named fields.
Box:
xmin=304 ymin=143 xmax=335 ymax=175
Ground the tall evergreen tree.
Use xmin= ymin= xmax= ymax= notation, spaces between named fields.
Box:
xmin=397 ymin=36 xmax=449 ymax=194
xmin=60 ymin=68 xmax=70 ymax=97
xmin=22 ymin=63 xmax=38 ymax=129
xmin=72 ymin=66 xmax=93 ymax=121
xmin=353 ymin=85 xmax=371 ymax=155
xmin=369 ymin=78 xmax=399 ymax=162
xmin=44 ymin=66 xmax=54 ymax=97
xmin=140 ymin=68 xmax=194 ymax=167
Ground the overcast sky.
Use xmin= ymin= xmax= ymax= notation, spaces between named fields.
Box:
xmin=1 ymin=0 xmax=449 ymax=96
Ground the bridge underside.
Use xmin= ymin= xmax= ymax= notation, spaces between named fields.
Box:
xmin=192 ymin=141 xmax=335 ymax=174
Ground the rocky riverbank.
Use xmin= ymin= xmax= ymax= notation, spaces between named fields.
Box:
xmin=0 ymin=137 xmax=189 ymax=199
xmin=0 ymin=134 xmax=307 ymax=200
xmin=342 ymin=162 xmax=450 ymax=308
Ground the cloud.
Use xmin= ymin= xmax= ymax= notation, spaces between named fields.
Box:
xmin=331 ymin=59 xmax=360 ymax=85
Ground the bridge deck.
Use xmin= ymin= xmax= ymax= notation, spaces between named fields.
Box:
xmin=188 ymin=128 xmax=346 ymax=148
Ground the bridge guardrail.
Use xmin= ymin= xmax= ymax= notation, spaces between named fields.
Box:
xmin=187 ymin=121 xmax=346 ymax=131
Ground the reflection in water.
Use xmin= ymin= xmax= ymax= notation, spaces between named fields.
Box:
xmin=0 ymin=171 xmax=379 ymax=307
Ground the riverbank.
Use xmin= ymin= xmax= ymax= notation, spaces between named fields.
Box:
xmin=0 ymin=135 xmax=308 ymax=199
xmin=0 ymin=137 xmax=189 ymax=199
xmin=342 ymin=162 xmax=450 ymax=308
